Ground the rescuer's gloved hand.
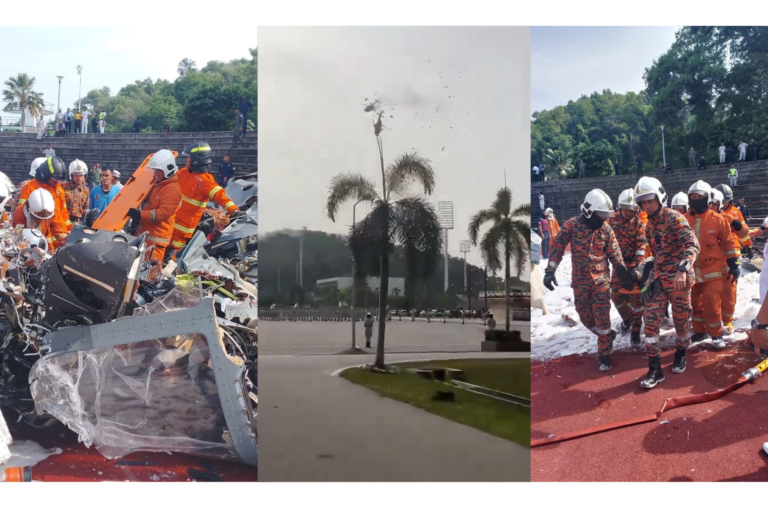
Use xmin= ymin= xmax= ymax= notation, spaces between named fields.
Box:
xmin=640 ymin=278 xmax=661 ymax=305
xmin=127 ymin=208 xmax=141 ymax=223
xmin=543 ymin=270 xmax=558 ymax=291
xmin=615 ymin=264 xmax=636 ymax=291
xmin=230 ymin=209 xmax=246 ymax=220
xmin=727 ymin=257 xmax=741 ymax=284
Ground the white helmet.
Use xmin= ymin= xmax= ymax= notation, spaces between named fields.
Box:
xmin=21 ymin=229 xmax=47 ymax=252
xmin=27 ymin=188 xmax=55 ymax=220
xmin=147 ymin=149 xmax=178 ymax=178
xmin=580 ymin=189 xmax=615 ymax=219
xmin=68 ymin=159 xmax=88 ymax=176
xmin=711 ymin=189 xmax=725 ymax=211
xmin=617 ymin=188 xmax=639 ymax=211
xmin=633 ymin=176 xmax=667 ymax=207
xmin=0 ymin=172 xmax=13 ymax=211
xmin=30 ymin=157 xmax=47 ymax=177
xmin=687 ymin=180 xmax=713 ymax=204
xmin=671 ymin=192 xmax=689 ymax=210
xmin=113 ymin=170 xmax=121 ymax=179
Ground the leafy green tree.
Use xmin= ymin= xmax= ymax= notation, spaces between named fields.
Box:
xmin=177 ymin=58 xmax=197 ymax=77
xmin=2 ymin=73 xmax=45 ymax=129
xmin=182 ymin=83 xmax=248 ymax=131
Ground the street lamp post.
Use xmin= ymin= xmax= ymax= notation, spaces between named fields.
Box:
xmin=76 ymin=65 xmax=82 ymax=112
xmin=299 ymin=227 xmax=307 ymax=291
xmin=351 ymin=199 xmax=363 ymax=349
xmin=438 ymin=201 xmax=454 ymax=293
xmin=56 ymin=76 xmax=64 ymax=116
xmin=661 ymin=124 xmax=666 ymax=168
xmin=275 ymin=268 xmax=281 ymax=293
xmin=460 ymin=240 xmax=471 ymax=311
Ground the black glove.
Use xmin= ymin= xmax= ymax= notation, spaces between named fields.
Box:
xmin=727 ymin=257 xmax=740 ymax=283
xmin=638 ymin=260 xmax=655 ymax=288
xmin=745 ymin=245 xmax=754 ymax=259
xmin=231 ymin=209 xmax=246 ymax=220
xmin=640 ymin=278 xmax=661 ymax=305
xmin=615 ymin=265 xmax=636 ymax=291
xmin=543 ymin=270 xmax=558 ymax=291
xmin=731 ymin=219 xmax=742 ymax=231
xmin=127 ymin=208 xmax=141 ymax=222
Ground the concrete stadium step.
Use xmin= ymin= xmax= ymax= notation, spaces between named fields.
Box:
xmin=532 ymin=160 xmax=768 ymax=224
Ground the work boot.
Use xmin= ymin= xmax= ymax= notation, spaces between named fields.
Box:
xmin=723 ymin=322 xmax=734 ymax=335
xmin=711 ymin=335 xmax=726 ymax=349
xmin=597 ymin=355 xmax=612 ymax=372
xmin=619 ymin=319 xmax=630 ymax=336
xmin=640 ymin=356 xmax=665 ymax=389
xmin=630 ymin=331 xmax=641 ymax=347
xmin=607 ymin=329 xmax=617 ymax=354
xmin=671 ymin=349 xmax=686 ymax=374
xmin=691 ymin=332 xmax=707 ymax=344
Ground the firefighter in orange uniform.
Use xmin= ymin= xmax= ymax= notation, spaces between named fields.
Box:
xmin=684 ymin=181 xmax=739 ymax=349
xmin=714 ymin=184 xmax=750 ymax=334
xmin=545 ymin=207 xmax=560 ymax=252
xmin=126 ymin=150 xmax=182 ymax=265
xmin=167 ymin=141 xmax=242 ymax=259
xmin=17 ymin=157 xmax=71 ymax=244
xmin=12 ymin=188 xmax=58 ymax=251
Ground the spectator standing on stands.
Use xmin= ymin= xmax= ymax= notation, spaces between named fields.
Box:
xmin=727 ymin=145 xmax=736 ymax=164
xmin=540 ymin=163 xmax=547 ymax=176
xmin=738 ymin=198 xmax=752 ymax=221
xmin=237 ymin=95 xmax=254 ymax=138
xmin=36 ymin=114 xmax=45 ymax=140
xmin=698 ymin=155 xmax=707 ymax=170
xmin=614 ymin=160 xmax=621 ymax=174
xmin=532 ymin=165 xmax=539 ymax=182
xmin=657 ymin=161 xmax=664 ymax=174
xmin=40 ymin=143 xmax=55 ymax=158
xmin=539 ymin=191 xmax=545 ymax=211
xmin=64 ymin=108 xmax=73 ymax=133
xmin=729 ymin=164 xmax=738 ymax=187
xmin=666 ymin=162 xmax=673 ymax=173
xmin=98 ymin=110 xmax=106 ymax=134
xmin=719 ymin=143 xmax=726 ymax=163
xmin=232 ymin=109 xmax=245 ymax=148
xmin=161 ymin=122 xmax=170 ymax=134
xmin=81 ymin=107 xmax=90 ymax=134
xmin=688 ymin=147 xmax=697 ymax=168
xmin=74 ymin=109 xmax=82 ymax=133
xmin=739 ymin=140 xmax=748 ymax=161
xmin=750 ymin=139 xmax=759 ymax=161
xmin=91 ymin=111 xmax=98 ymax=134
xmin=635 ymin=154 xmax=643 ymax=177
xmin=55 ymin=109 xmax=64 ymax=125
xmin=538 ymin=211 xmax=550 ymax=259
xmin=217 ymin=154 xmax=236 ymax=187
xmin=578 ymin=159 xmax=586 ymax=178
xmin=132 ymin=117 xmax=142 ymax=133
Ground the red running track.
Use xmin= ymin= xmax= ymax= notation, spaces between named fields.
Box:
xmin=532 ymin=345 xmax=768 ymax=482
xmin=1 ymin=408 xmax=257 ymax=482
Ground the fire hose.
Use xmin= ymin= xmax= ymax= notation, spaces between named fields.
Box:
xmin=532 ymin=337 xmax=768 ymax=448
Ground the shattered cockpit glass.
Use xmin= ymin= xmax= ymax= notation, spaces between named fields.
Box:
xmin=29 ymin=290 xmax=256 ymax=465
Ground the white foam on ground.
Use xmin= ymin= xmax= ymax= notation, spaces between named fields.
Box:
xmin=531 ymin=253 xmax=761 ymax=361
xmin=2 ymin=440 xmax=63 ymax=468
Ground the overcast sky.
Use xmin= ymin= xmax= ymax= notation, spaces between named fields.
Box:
xmin=531 ymin=26 xmax=679 ymax=115
xmin=260 ymin=26 xmax=530 ymax=274
xmin=0 ymin=27 xmax=256 ymax=115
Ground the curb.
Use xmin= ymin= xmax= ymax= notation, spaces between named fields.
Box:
xmin=330 ymin=353 xmax=529 ymax=377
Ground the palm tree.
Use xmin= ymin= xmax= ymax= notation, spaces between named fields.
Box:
xmin=326 ymin=111 xmax=443 ymax=369
xmin=468 ymin=188 xmax=531 ymax=331
xmin=2 ymin=73 xmax=45 ymax=131
xmin=543 ymin=148 xmax=573 ymax=181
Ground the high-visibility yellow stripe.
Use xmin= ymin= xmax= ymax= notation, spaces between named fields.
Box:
xmin=190 ymin=146 xmax=211 ymax=153
xmin=145 ymin=235 xmax=170 ymax=246
xmin=225 ymin=201 xmax=236 ymax=211
xmin=173 ymin=223 xmax=196 ymax=234
xmin=65 ymin=220 xmax=72 ymax=226
xmin=182 ymin=195 xmax=207 ymax=208
xmin=172 ymin=240 xmax=186 ymax=248
xmin=209 ymin=186 xmax=223 ymax=200
xmin=47 ymin=158 xmax=54 ymax=174
xmin=18 ymin=199 xmax=26 ymax=204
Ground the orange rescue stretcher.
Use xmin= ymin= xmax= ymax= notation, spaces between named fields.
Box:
xmin=92 ymin=151 xmax=178 ymax=232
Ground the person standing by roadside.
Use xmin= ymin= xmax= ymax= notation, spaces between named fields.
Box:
xmin=112 ymin=171 xmax=123 ymax=191
xmin=238 ymin=95 xmax=254 ymax=138
xmin=363 ymin=313 xmax=374 ymax=348
xmin=750 ymin=139 xmax=759 ymax=161
xmin=728 ymin=164 xmax=738 ymax=187
xmin=688 ymin=147 xmax=697 ymax=168
xmin=36 ymin=114 xmax=45 ymax=140
xmin=62 ymin=160 xmax=90 ymax=224
xmin=719 ymin=143 xmax=726 ymax=164
xmin=578 ymin=160 xmax=586 ymax=178
xmin=532 ymin=165 xmax=539 ymax=182
xmin=727 ymin=145 xmax=736 ymax=164
xmin=739 ymin=140 xmax=748 ymax=162
xmin=88 ymin=167 xmax=119 ymax=216
xmin=98 ymin=110 xmax=106 ymax=134
xmin=161 ymin=122 xmax=170 ymax=134
xmin=698 ymin=155 xmax=707 ymax=171
xmin=738 ymin=198 xmax=752 ymax=221
xmin=635 ymin=154 xmax=644 ymax=177
xmin=40 ymin=143 xmax=55 ymax=159
xmin=91 ymin=111 xmax=98 ymax=135
xmin=539 ymin=191 xmax=545 ymax=211
xmin=132 ymin=117 xmax=142 ymax=133
xmin=74 ymin=109 xmax=82 ymax=133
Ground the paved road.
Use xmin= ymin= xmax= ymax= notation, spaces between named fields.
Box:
xmin=259 ymin=321 xmax=531 ymax=482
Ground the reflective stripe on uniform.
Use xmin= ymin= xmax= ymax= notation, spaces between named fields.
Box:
xmin=645 ymin=336 xmax=659 ymax=344
xmin=191 ymin=146 xmax=211 ymax=153
xmin=173 ymin=223 xmax=196 ymax=234
xmin=172 ymin=240 xmax=186 ymax=249
xmin=18 ymin=199 xmax=26 ymax=204
xmin=208 ymin=186 xmax=224 ymax=200
xmin=47 ymin=158 xmax=54 ymax=174
xmin=182 ymin=194 xmax=207 ymax=208
xmin=65 ymin=220 xmax=72 ymax=226
xmin=145 ymin=235 xmax=170 ymax=246
xmin=225 ymin=201 xmax=236 ymax=211
xmin=725 ymin=250 xmax=738 ymax=256
xmin=150 ymin=210 xmax=157 ymax=222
